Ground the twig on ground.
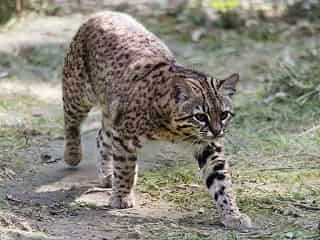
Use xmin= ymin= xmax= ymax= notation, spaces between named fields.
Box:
xmin=275 ymin=200 xmax=320 ymax=211
xmin=84 ymin=187 xmax=111 ymax=195
xmin=298 ymin=124 xmax=320 ymax=136
xmin=289 ymin=202 xmax=320 ymax=211
xmin=5 ymin=194 xmax=22 ymax=204
xmin=246 ymin=166 xmax=315 ymax=172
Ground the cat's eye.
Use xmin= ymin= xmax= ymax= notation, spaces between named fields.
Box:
xmin=194 ymin=113 xmax=208 ymax=123
xmin=221 ymin=111 xmax=230 ymax=120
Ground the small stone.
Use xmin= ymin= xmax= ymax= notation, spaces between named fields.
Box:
xmin=191 ymin=27 xmax=206 ymax=42
xmin=285 ymin=232 xmax=294 ymax=239
xmin=127 ymin=229 xmax=142 ymax=239
xmin=0 ymin=71 xmax=9 ymax=79
xmin=40 ymin=152 xmax=53 ymax=163
xmin=198 ymin=207 xmax=205 ymax=214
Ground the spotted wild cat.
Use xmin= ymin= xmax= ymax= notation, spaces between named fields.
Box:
xmin=62 ymin=11 xmax=252 ymax=230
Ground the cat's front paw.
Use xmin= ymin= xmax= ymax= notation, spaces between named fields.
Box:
xmin=98 ymin=174 xmax=112 ymax=188
xmin=110 ymin=194 xmax=135 ymax=209
xmin=221 ymin=213 xmax=252 ymax=232
xmin=64 ymin=147 xmax=82 ymax=167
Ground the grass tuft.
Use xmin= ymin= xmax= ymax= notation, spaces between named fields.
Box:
xmin=264 ymin=46 xmax=320 ymax=104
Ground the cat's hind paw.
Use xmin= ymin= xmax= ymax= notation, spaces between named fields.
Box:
xmin=222 ymin=213 xmax=252 ymax=232
xmin=110 ymin=194 xmax=135 ymax=209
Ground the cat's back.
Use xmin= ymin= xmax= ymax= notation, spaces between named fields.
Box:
xmin=83 ymin=11 xmax=174 ymax=67
xmin=64 ymin=11 xmax=176 ymax=105
xmin=68 ymin=11 xmax=175 ymax=102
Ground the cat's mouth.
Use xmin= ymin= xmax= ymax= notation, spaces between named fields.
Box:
xmin=199 ymin=130 xmax=225 ymax=141
xmin=180 ymin=135 xmax=203 ymax=145
xmin=180 ymin=128 xmax=226 ymax=145
xmin=182 ymin=135 xmax=221 ymax=145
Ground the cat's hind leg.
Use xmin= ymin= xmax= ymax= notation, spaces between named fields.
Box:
xmin=96 ymin=125 xmax=113 ymax=188
xmin=63 ymin=78 xmax=92 ymax=167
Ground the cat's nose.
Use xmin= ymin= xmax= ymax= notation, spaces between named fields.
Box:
xmin=217 ymin=130 xmax=224 ymax=137
xmin=212 ymin=129 xmax=224 ymax=138
xmin=207 ymin=129 xmax=223 ymax=138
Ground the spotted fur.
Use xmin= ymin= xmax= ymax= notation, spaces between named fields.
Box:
xmin=62 ymin=11 xmax=251 ymax=230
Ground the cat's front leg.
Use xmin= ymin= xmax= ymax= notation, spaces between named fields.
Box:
xmin=110 ymin=135 xmax=139 ymax=209
xmin=96 ymin=127 xmax=115 ymax=187
xmin=195 ymin=141 xmax=252 ymax=231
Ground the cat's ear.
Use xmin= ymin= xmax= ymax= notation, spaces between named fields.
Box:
xmin=174 ymin=80 xmax=191 ymax=103
xmin=218 ymin=73 xmax=239 ymax=98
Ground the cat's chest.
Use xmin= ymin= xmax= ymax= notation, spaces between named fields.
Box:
xmin=139 ymin=128 xmax=190 ymax=145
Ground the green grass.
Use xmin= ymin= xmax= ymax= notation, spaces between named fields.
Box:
xmin=0 ymin=128 xmax=30 ymax=177
xmin=26 ymin=45 xmax=65 ymax=69
xmin=0 ymin=0 xmax=15 ymax=24
xmin=0 ymin=94 xmax=64 ymax=137
xmin=142 ymin=13 xmax=286 ymax=46
xmin=226 ymin=94 xmax=320 ymax=165
xmin=263 ymin=45 xmax=320 ymax=105
xmin=138 ymin=88 xmax=320 ymax=238
xmin=135 ymin=17 xmax=320 ymax=237
xmin=0 ymin=94 xmax=63 ymax=181
xmin=0 ymin=44 xmax=65 ymax=82
xmin=138 ymin=165 xmax=212 ymax=210
xmin=268 ymin=229 xmax=320 ymax=240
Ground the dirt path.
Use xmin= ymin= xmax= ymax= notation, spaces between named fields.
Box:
xmin=2 ymin=131 xmax=189 ymax=240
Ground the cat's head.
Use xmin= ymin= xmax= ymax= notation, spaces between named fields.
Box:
xmin=171 ymin=71 xmax=239 ymax=143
